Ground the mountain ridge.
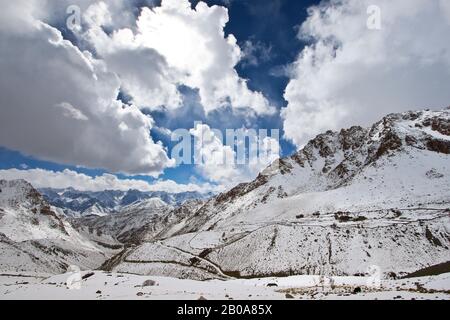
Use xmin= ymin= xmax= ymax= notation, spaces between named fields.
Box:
xmin=39 ymin=187 xmax=213 ymax=217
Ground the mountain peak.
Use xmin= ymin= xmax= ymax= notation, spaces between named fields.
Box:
xmin=0 ymin=179 xmax=42 ymax=207
xmin=267 ymin=108 xmax=450 ymax=190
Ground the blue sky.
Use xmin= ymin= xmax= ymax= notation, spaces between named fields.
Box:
xmin=1 ymin=0 xmax=449 ymax=192
xmin=0 ymin=0 xmax=319 ymax=189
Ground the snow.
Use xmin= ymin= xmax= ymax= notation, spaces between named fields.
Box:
xmin=123 ymin=198 xmax=169 ymax=211
xmin=0 ymin=271 xmax=448 ymax=300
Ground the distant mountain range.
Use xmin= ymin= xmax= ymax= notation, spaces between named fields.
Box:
xmin=39 ymin=187 xmax=213 ymax=217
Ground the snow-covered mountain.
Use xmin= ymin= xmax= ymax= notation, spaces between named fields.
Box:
xmin=71 ymin=198 xmax=175 ymax=244
xmin=104 ymin=109 xmax=450 ymax=280
xmin=39 ymin=188 xmax=212 ymax=217
xmin=0 ymin=180 xmax=121 ymax=274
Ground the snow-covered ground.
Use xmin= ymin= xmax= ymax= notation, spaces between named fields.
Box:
xmin=0 ymin=271 xmax=448 ymax=300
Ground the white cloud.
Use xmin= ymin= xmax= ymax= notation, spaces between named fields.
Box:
xmin=78 ymin=0 xmax=275 ymax=114
xmin=36 ymin=0 xmax=159 ymax=29
xmin=283 ymin=0 xmax=450 ymax=146
xmin=190 ymin=123 xmax=279 ymax=187
xmin=240 ymin=39 xmax=273 ymax=67
xmin=0 ymin=168 xmax=220 ymax=194
xmin=55 ymin=102 xmax=89 ymax=121
xmin=0 ymin=1 xmax=174 ymax=176
xmin=0 ymin=0 xmax=279 ymax=190
xmin=79 ymin=2 xmax=183 ymax=110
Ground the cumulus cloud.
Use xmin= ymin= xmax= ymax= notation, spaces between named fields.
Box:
xmin=39 ymin=0 xmax=159 ymax=29
xmin=0 ymin=0 xmax=281 ymax=192
xmin=283 ymin=0 xmax=450 ymax=146
xmin=0 ymin=0 xmax=174 ymax=176
xmin=76 ymin=0 xmax=274 ymax=114
xmin=79 ymin=2 xmax=183 ymax=109
xmin=190 ymin=123 xmax=280 ymax=187
xmin=136 ymin=0 xmax=274 ymax=114
xmin=0 ymin=168 xmax=219 ymax=194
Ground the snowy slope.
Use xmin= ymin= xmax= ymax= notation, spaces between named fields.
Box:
xmin=0 ymin=180 xmax=120 ymax=274
xmin=1 ymin=271 xmax=449 ymax=300
xmin=108 ymin=109 xmax=450 ymax=280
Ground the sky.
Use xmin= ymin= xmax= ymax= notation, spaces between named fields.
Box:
xmin=1 ymin=0 xmax=450 ymax=193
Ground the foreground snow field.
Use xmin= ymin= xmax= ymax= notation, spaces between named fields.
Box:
xmin=0 ymin=271 xmax=449 ymax=300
